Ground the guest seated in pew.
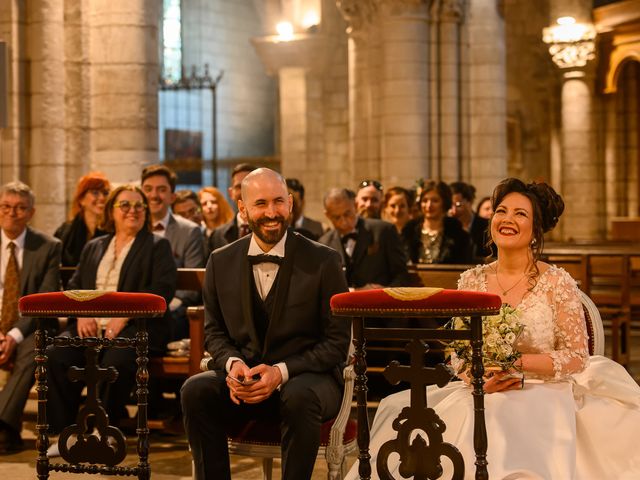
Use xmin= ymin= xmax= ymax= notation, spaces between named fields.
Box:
xmin=476 ymin=195 xmax=493 ymax=220
xmin=286 ymin=177 xmax=325 ymax=240
xmin=46 ymin=184 xmax=176 ymax=449
xmin=346 ymin=178 xmax=640 ymax=479
xmin=210 ymin=163 xmax=258 ymax=250
xmin=403 ymin=180 xmax=473 ymax=265
xmin=180 ymin=168 xmax=350 ymax=480
xmin=320 ymin=188 xmax=410 ymax=290
xmin=198 ymin=186 xmax=233 ymax=255
xmin=382 ymin=186 xmax=413 ymax=236
xmin=172 ymin=189 xmax=204 ymax=227
xmin=0 ymin=181 xmax=61 ymax=454
xmin=355 ymin=179 xmax=383 ymax=219
xmin=141 ymin=165 xmax=205 ymax=341
xmin=450 ymin=181 xmax=492 ymax=262
xmin=54 ymin=171 xmax=110 ymax=267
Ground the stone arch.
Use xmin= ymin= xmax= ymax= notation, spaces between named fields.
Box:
xmin=604 ymin=47 xmax=640 ymax=94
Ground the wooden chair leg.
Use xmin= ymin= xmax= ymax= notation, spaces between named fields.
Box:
xmin=262 ymin=457 xmax=273 ymax=480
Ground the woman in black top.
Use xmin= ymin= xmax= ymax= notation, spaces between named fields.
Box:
xmin=403 ymin=180 xmax=473 ymax=264
xmin=54 ymin=171 xmax=111 ymax=267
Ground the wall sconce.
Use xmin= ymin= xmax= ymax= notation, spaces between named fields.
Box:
xmin=542 ymin=16 xmax=596 ymax=69
xmin=276 ymin=21 xmax=295 ymax=41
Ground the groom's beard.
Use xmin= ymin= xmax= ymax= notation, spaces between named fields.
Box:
xmin=246 ymin=214 xmax=289 ymax=246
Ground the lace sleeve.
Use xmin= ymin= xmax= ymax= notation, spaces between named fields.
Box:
xmin=549 ymin=268 xmax=589 ymax=379
xmin=457 ymin=265 xmax=485 ymax=292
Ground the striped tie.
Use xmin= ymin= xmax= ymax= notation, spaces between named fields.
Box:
xmin=1 ymin=242 xmax=20 ymax=333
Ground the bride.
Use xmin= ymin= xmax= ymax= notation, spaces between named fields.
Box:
xmin=346 ymin=178 xmax=640 ymax=480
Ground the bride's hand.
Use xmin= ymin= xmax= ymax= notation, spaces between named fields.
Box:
xmin=459 ymin=369 xmax=524 ymax=393
xmin=483 ymin=370 xmax=523 ymax=393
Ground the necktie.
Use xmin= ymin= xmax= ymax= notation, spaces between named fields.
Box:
xmin=1 ymin=242 xmax=20 ymax=333
xmin=248 ymin=254 xmax=283 ymax=266
xmin=239 ymin=224 xmax=251 ymax=238
xmin=153 ymin=223 xmax=165 ymax=232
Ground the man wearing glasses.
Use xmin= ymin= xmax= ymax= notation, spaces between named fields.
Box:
xmin=0 ymin=181 xmax=61 ymax=454
xmin=355 ymin=179 xmax=383 ymax=219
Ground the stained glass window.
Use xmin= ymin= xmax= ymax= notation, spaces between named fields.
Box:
xmin=163 ymin=0 xmax=182 ymax=83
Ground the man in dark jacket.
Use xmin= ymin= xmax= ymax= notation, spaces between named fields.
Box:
xmin=181 ymin=169 xmax=350 ymax=480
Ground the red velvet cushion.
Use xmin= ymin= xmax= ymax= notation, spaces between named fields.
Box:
xmin=228 ymin=418 xmax=357 ymax=447
xmin=19 ymin=291 xmax=167 ymax=318
xmin=331 ymin=288 xmax=501 ymax=317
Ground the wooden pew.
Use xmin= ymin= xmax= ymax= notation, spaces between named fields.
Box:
xmin=409 ymin=263 xmax=474 ymax=290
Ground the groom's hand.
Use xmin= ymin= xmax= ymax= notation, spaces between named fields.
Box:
xmin=232 ymin=364 xmax=282 ymax=404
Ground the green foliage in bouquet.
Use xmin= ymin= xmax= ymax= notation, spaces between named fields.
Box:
xmin=446 ymin=305 xmax=524 ymax=374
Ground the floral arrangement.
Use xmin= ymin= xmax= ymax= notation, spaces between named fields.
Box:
xmin=447 ymin=305 xmax=524 ymax=374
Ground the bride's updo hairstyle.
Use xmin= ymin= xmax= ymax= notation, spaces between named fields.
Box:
xmin=490 ymin=178 xmax=564 ymax=280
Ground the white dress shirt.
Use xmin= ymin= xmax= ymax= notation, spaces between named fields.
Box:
xmin=225 ymin=231 xmax=289 ymax=385
xmin=152 ymin=210 xmax=171 ymax=237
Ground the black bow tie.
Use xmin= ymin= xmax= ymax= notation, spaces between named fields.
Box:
xmin=248 ymin=254 xmax=283 ymax=266
xmin=341 ymin=232 xmax=358 ymax=244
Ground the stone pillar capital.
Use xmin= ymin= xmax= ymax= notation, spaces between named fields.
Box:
xmin=336 ymin=0 xmax=377 ymax=35
xmin=376 ymin=0 xmax=432 ymax=18
xmin=438 ymin=0 xmax=466 ymax=22
xmin=542 ymin=20 xmax=597 ymax=70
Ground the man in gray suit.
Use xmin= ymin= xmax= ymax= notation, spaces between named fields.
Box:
xmin=141 ymin=165 xmax=206 ymax=340
xmin=0 ymin=181 xmax=61 ymax=453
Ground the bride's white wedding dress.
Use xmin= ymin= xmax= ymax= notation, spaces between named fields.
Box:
xmin=346 ymin=265 xmax=640 ymax=480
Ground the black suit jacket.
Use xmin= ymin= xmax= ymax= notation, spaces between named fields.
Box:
xmin=203 ymin=231 xmax=350 ymax=381
xmin=319 ymin=217 xmax=410 ymax=288
xmin=67 ymin=229 xmax=177 ymax=352
xmin=11 ymin=228 xmax=62 ymax=337
xmin=209 ymin=217 xmax=240 ymax=253
xmin=469 ymin=215 xmax=492 ymax=261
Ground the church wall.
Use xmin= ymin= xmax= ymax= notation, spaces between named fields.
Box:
xmin=180 ymin=0 xmax=276 ymax=191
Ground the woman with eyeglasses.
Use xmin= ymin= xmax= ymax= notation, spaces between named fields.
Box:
xmin=54 ymin=172 xmax=111 ymax=267
xmin=46 ymin=184 xmax=177 ymax=448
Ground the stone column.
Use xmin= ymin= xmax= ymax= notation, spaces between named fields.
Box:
xmin=436 ymin=0 xmax=466 ymax=182
xmin=89 ymin=0 xmax=160 ymax=182
xmin=27 ymin=0 xmax=66 ymax=232
xmin=466 ymin=0 xmax=507 ymax=196
xmin=560 ymin=69 xmax=602 ymax=240
xmin=337 ymin=0 xmax=378 ymax=183
xmin=378 ymin=0 xmax=430 ymax=187
xmin=544 ymin=6 xmax=602 ymax=240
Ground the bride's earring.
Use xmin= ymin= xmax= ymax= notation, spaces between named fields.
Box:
xmin=530 ymin=238 xmax=536 ymax=246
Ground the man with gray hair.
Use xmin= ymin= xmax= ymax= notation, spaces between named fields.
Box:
xmin=0 ymin=181 xmax=61 ymax=453
xmin=320 ymin=187 xmax=410 ymax=289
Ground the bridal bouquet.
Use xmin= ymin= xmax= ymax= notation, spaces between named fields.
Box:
xmin=447 ymin=305 xmax=524 ymax=374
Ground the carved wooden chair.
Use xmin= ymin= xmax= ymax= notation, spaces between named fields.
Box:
xmin=18 ymin=290 xmax=167 ymax=480
xmin=225 ymin=364 xmax=357 ymax=480
xmin=581 ymin=290 xmax=605 ymax=356
xmin=330 ymin=287 xmax=502 ymax=480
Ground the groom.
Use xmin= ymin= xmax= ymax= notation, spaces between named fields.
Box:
xmin=180 ymin=168 xmax=350 ymax=480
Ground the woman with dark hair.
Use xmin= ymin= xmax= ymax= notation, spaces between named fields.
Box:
xmin=346 ymin=178 xmax=640 ymax=479
xmin=475 ymin=196 xmax=492 ymax=220
xmin=46 ymin=184 xmax=177 ymax=447
xmin=403 ymin=180 xmax=472 ymax=264
xmin=54 ymin=172 xmax=111 ymax=267
xmin=382 ymin=187 xmax=413 ymax=234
